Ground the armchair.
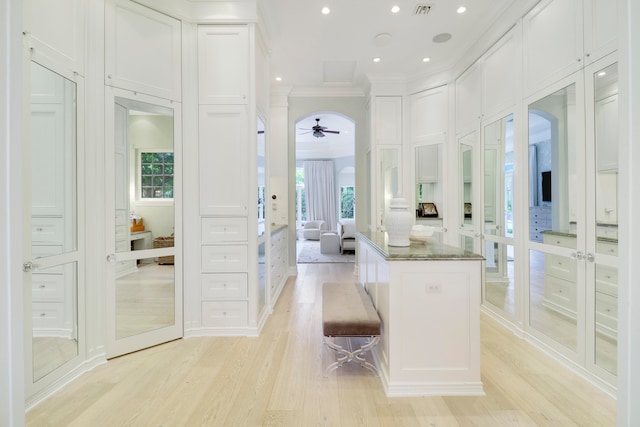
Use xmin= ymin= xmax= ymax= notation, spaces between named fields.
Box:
xmin=303 ymin=220 xmax=325 ymax=240
xmin=338 ymin=219 xmax=356 ymax=254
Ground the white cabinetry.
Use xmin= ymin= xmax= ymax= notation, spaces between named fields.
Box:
xmin=198 ymin=105 xmax=249 ymax=216
xmin=595 ymin=94 xmax=618 ymax=173
xmin=196 ymin=24 xmax=253 ymax=333
xmin=415 ymin=145 xmax=439 ymax=183
xmin=24 ymin=0 xmax=85 ymax=75
xmin=200 ymin=218 xmax=249 ymax=328
xmin=523 ymin=0 xmax=617 ymax=96
xmin=410 ymin=86 xmax=447 ymax=140
xmin=269 ymin=226 xmax=288 ymax=304
xmin=455 ymin=62 xmax=482 ymax=135
xmin=105 ymin=0 xmax=182 ymax=101
xmin=374 ymin=97 xmax=402 ymax=145
xmin=198 ymin=26 xmax=249 ymax=104
xmin=482 ymin=28 xmax=519 ymax=118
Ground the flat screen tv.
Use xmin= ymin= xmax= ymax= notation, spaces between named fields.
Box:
xmin=541 ymin=171 xmax=551 ymax=202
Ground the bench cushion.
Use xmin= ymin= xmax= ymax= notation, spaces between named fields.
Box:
xmin=323 ymin=282 xmax=381 ymax=337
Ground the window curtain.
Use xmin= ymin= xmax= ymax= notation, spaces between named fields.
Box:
xmin=303 ymin=160 xmax=338 ymax=232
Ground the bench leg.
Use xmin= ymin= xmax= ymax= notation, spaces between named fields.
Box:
xmin=323 ymin=336 xmax=380 ymax=376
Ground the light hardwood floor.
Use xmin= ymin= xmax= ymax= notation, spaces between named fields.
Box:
xmin=27 ymin=263 xmax=616 ymax=426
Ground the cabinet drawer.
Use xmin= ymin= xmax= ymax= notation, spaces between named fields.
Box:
xmin=201 ymin=273 xmax=248 ymax=299
xmin=115 ymin=210 xmax=129 ymax=226
xmin=595 ymin=265 xmax=618 ymax=297
xmin=32 ymin=217 xmax=64 ymax=243
xmin=543 ymin=234 xmax=577 ymax=249
xmin=201 ymin=245 xmax=248 ymax=272
xmin=201 ymin=217 xmax=248 ymax=243
xmin=202 ymin=301 xmax=248 ymax=327
xmin=595 ymin=292 xmax=617 ymax=331
xmin=544 ymin=254 xmax=577 ymax=281
xmin=544 ymin=275 xmax=577 ymax=313
xmin=32 ymin=302 xmax=65 ymax=329
xmin=32 ymin=274 xmax=65 ymax=301
xmin=115 ymin=225 xmax=129 ymax=242
xmin=596 ymin=241 xmax=618 ymax=256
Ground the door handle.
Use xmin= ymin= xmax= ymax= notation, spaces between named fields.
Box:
xmin=22 ymin=261 xmax=36 ymax=272
xmin=106 ymin=253 xmax=117 ymax=263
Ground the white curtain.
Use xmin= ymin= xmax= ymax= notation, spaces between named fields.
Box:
xmin=303 ymin=160 xmax=338 ymax=232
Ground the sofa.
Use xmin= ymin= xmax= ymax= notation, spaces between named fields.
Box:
xmin=303 ymin=220 xmax=325 ymax=240
xmin=338 ymin=219 xmax=356 ymax=254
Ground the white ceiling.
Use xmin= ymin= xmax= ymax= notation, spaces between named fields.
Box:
xmin=259 ymin=0 xmax=515 ymax=92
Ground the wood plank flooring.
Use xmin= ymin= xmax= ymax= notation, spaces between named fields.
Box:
xmin=26 ymin=263 xmax=616 ymax=426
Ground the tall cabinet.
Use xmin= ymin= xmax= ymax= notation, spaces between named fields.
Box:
xmin=197 ymin=25 xmax=254 ymax=333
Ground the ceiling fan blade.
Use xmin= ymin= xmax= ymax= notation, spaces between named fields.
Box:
xmin=323 ymin=130 xmax=340 ymax=134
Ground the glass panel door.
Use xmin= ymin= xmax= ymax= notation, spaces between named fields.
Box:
xmin=106 ymin=89 xmax=182 ymax=358
xmin=459 ymin=131 xmax=480 ymax=253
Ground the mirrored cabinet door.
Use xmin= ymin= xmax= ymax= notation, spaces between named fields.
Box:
xmin=27 ymin=62 xmax=81 ymax=393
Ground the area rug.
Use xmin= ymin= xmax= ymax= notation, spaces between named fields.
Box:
xmin=296 ymin=240 xmax=355 ymax=263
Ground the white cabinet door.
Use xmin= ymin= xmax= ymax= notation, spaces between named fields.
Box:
xmin=415 ymin=145 xmax=439 ymax=183
xmin=198 ymin=105 xmax=249 ymax=216
xmin=374 ymin=97 xmax=402 ymax=145
xmin=584 ymin=0 xmax=618 ymax=64
xmin=105 ymin=0 xmax=182 ymax=101
xmin=410 ymin=87 xmax=447 ymax=141
xmin=455 ymin=62 xmax=482 ymax=135
xmin=523 ymin=0 xmax=583 ymax=96
xmin=482 ymin=28 xmax=518 ymax=118
xmin=24 ymin=0 xmax=85 ymax=75
xmin=198 ymin=25 xmax=249 ymax=104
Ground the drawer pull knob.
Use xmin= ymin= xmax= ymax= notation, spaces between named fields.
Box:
xmin=39 ymin=285 xmax=45 ymax=289
xmin=36 ymin=227 xmax=43 ymax=231
xmin=40 ymin=313 xmax=46 ymax=317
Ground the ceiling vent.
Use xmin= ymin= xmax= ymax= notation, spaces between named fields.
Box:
xmin=413 ymin=4 xmax=432 ymax=16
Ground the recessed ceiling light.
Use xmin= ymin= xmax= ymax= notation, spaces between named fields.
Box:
xmin=391 ymin=5 xmax=400 ymax=13
xmin=457 ymin=6 xmax=467 ymax=14
xmin=598 ymin=71 xmax=607 ymax=77
xmin=321 ymin=6 xmax=330 ymax=14
xmin=422 ymin=57 xmax=431 ymax=62
xmin=275 ymin=76 xmax=282 ymax=81
xmin=373 ymin=57 xmax=381 ymax=63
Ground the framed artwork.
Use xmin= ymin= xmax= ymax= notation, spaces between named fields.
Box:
xmin=464 ymin=202 xmax=472 ymax=218
xmin=420 ymin=202 xmax=438 ymax=218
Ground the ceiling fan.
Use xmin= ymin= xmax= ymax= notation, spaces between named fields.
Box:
xmin=299 ymin=118 xmax=340 ymax=138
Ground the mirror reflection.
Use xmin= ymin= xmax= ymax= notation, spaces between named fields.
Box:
xmin=528 ymin=84 xmax=577 ymax=243
xmin=116 ymin=256 xmax=175 ymax=339
xmin=459 ymin=136 xmax=474 ymax=226
xmin=257 ymin=117 xmax=266 ymax=314
xmin=594 ymin=263 xmax=617 ymax=375
xmin=30 ymin=62 xmax=79 ymax=381
xmin=380 ymin=148 xmax=399 ymax=225
xmin=113 ymin=98 xmax=175 ymax=339
xmin=485 ymin=244 xmax=515 ymax=315
xmin=414 ymin=143 xmax=443 ymax=239
xmin=594 ymin=62 xmax=618 ymax=251
xmin=528 ymin=84 xmax=578 ymax=351
xmin=483 ymin=115 xmax=514 ymax=238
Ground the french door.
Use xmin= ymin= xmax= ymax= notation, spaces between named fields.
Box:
xmin=105 ymin=87 xmax=182 ymax=358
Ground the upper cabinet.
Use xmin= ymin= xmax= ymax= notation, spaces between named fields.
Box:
xmin=373 ymin=97 xmax=402 ymax=145
xmin=198 ymin=26 xmax=249 ymax=105
xmin=523 ymin=0 xmax=617 ymax=97
xmin=455 ymin=62 xmax=482 ymax=136
xmin=105 ymin=0 xmax=182 ymax=102
xmin=410 ymin=86 xmax=447 ymax=141
xmin=482 ymin=28 xmax=519 ymax=119
xmin=415 ymin=145 xmax=439 ymax=183
xmin=23 ymin=0 xmax=86 ymax=75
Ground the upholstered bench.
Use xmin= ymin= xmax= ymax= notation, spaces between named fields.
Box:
xmin=322 ymin=282 xmax=381 ymax=375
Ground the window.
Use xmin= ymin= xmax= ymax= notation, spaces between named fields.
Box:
xmin=295 ymin=167 xmax=306 ymax=226
xmin=139 ymin=150 xmax=174 ymax=200
xmin=258 ymin=186 xmax=265 ymax=220
xmin=340 ymin=186 xmax=355 ymax=218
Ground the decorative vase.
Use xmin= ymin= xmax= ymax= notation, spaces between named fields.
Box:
xmin=384 ymin=198 xmax=414 ymax=246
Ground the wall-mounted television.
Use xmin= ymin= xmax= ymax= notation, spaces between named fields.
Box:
xmin=541 ymin=170 xmax=551 ymax=202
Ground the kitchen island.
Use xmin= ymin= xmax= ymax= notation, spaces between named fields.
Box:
xmin=357 ymin=231 xmax=485 ymax=397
